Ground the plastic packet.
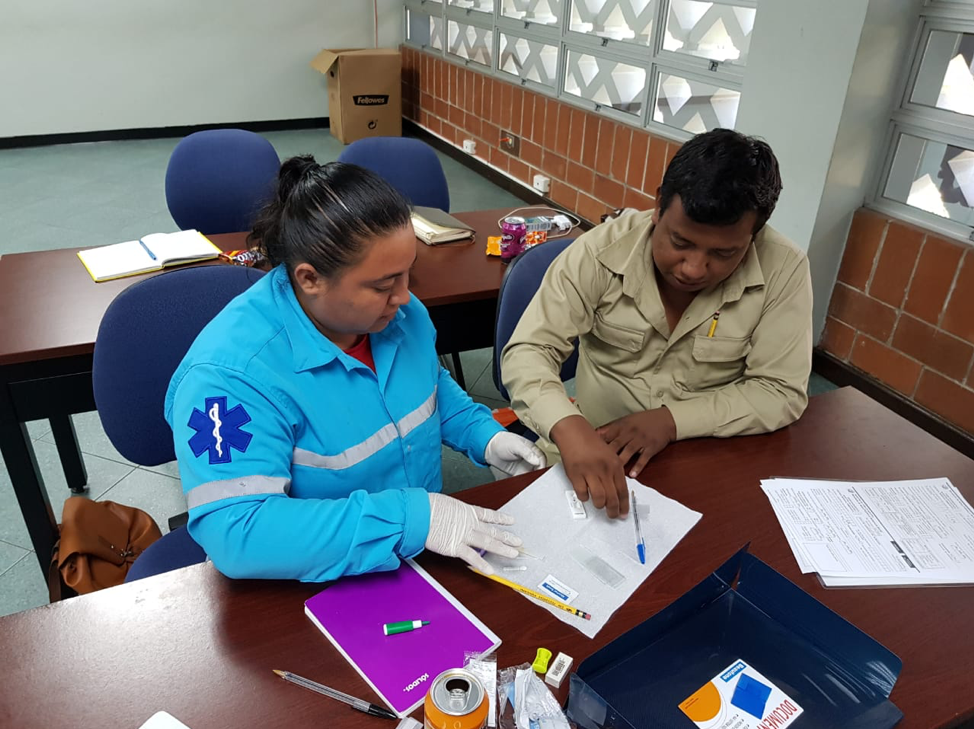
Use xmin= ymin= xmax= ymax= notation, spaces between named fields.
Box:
xmin=514 ymin=667 xmax=571 ymax=729
xmin=497 ymin=663 xmax=530 ymax=729
xmin=465 ymin=651 xmax=498 ymax=728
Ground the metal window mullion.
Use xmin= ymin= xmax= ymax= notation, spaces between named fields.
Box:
xmin=444 ymin=5 xmax=494 ymax=27
xmin=494 ymin=16 xmax=562 ymax=42
xmin=870 ymin=198 xmax=974 ymax=244
xmin=653 ymin=61 xmax=742 ymax=93
xmin=653 ymin=50 xmax=744 ymax=83
xmin=494 ymin=12 xmax=563 ymax=39
xmin=919 ymin=4 xmax=974 ymax=23
xmin=890 ymin=111 xmax=974 ymax=149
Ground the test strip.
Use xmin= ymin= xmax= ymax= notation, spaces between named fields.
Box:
xmin=565 ymin=490 xmax=587 ymax=519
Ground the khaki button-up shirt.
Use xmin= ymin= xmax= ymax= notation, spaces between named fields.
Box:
xmin=501 ymin=210 xmax=813 ymax=461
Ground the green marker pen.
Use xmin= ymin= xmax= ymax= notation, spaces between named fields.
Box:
xmin=382 ymin=620 xmax=430 ymax=636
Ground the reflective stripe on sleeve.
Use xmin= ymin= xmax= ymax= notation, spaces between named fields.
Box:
xmin=186 ymin=475 xmax=291 ymax=510
xmin=293 ymin=387 xmax=437 ymax=471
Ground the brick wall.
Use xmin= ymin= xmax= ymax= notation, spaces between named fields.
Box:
xmin=400 ymin=47 xmax=681 ymax=224
xmin=822 ymin=208 xmax=974 ymax=434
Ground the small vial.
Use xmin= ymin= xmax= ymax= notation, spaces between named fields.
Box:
xmin=503 ymin=565 xmax=527 ymax=572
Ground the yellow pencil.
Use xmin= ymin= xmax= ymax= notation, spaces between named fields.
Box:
xmin=470 ymin=568 xmax=592 ymax=620
xmin=707 ymin=311 xmax=721 ymax=337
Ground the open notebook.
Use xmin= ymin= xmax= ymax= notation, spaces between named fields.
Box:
xmin=78 ymin=230 xmax=222 ymax=282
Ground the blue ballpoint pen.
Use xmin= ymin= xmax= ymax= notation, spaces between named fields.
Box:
xmin=631 ymin=489 xmax=646 ymax=564
xmin=138 ymin=238 xmax=158 ymax=261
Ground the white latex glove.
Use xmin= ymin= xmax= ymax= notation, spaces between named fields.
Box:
xmin=425 ymin=493 xmax=522 ymax=574
xmin=484 ymin=432 xmax=547 ymax=480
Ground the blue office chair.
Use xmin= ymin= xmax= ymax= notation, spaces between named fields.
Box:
xmin=165 ymin=129 xmax=281 ymax=235
xmin=338 ymin=137 xmax=450 ymax=211
xmin=92 ymin=265 xmax=266 ymax=582
xmin=493 ymin=238 xmax=579 ymax=410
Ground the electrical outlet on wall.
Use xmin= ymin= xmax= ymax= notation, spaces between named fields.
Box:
xmin=500 ymin=131 xmax=520 ymax=156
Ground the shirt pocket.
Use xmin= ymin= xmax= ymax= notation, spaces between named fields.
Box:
xmin=588 ymin=314 xmax=645 ymax=377
xmin=688 ymin=335 xmax=752 ymax=390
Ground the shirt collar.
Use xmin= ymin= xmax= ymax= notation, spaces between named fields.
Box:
xmin=596 ymin=216 xmax=766 ymax=312
xmin=272 ymin=265 xmax=407 ymax=373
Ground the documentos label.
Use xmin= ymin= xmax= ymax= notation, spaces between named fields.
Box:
xmin=679 ymin=659 xmax=803 ymax=729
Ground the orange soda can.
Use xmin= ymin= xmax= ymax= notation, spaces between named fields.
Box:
xmin=424 ymin=668 xmax=488 ymax=729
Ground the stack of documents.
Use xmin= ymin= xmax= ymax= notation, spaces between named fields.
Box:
xmin=761 ymin=477 xmax=974 ymax=587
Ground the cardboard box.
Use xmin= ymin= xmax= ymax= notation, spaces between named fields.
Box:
xmin=310 ymin=48 xmax=402 ymax=144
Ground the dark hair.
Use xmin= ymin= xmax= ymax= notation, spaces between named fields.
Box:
xmin=248 ymin=156 xmax=412 ymax=275
xmin=657 ymin=128 xmax=782 ymax=234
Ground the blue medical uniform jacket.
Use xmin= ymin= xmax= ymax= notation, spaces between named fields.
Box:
xmin=165 ymin=265 xmax=503 ymax=582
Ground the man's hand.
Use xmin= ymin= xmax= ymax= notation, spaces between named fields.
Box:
xmin=550 ymin=415 xmax=629 ymax=518
xmin=596 ymin=407 xmax=677 ymax=478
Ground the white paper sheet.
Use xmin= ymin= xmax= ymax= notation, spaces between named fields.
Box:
xmin=761 ymin=477 xmax=974 ymax=587
xmin=484 ymin=464 xmax=702 ymax=638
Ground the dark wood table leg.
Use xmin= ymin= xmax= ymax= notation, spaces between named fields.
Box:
xmin=450 ymin=351 xmax=466 ymax=390
xmin=49 ymin=415 xmax=88 ymax=494
xmin=0 ymin=378 xmax=59 ymax=577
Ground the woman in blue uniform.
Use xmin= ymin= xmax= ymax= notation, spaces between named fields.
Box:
xmin=163 ymin=156 xmax=544 ymax=582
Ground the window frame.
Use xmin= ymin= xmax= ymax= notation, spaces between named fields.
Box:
xmin=870 ymin=0 xmax=974 ymax=242
xmin=403 ymin=0 xmax=755 ymax=143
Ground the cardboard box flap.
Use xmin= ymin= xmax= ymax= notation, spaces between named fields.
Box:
xmin=310 ymin=49 xmax=342 ymax=75
xmin=310 ymin=48 xmax=400 ymax=75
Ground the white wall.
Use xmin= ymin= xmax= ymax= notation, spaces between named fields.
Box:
xmin=0 ymin=0 xmax=404 ymax=138
xmin=805 ymin=0 xmax=921 ymax=335
xmin=736 ymin=0 xmax=921 ymax=338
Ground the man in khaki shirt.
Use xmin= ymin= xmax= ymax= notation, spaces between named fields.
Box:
xmin=501 ymin=129 xmax=812 ymax=518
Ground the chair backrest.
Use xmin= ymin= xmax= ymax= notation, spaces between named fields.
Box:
xmin=338 ymin=137 xmax=450 ymax=211
xmin=493 ymin=238 xmax=579 ymax=401
xmin=165 ymin=129 xmax=281 ymax=235
xmin=92 ymin=265 xmax=266 ymax=466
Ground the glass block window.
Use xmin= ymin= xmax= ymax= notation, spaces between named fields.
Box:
xmin=874 ymin=4 xmax=974 ymax=240
xmin=447 ymin=20 xmax=493 ymax=66
xmin=570 ymin=0 xmax=656 ymax=44
xmin=663 ymin=0 xmax=756 ymax=65
xmin=501 ymin=0 xmax=563 ymax=24
xmin=909 ymin=30 xmax=974 ymax=117
xmin=406 ymin=8 xmax=444 ymax=50
xmin=885 ymin=133 xmax=974 ymax=227
xmin=499 ymin=34 xmax=559 ymax=86
xmin=404 ymin=0 xmax=755 ymax=140
xmin=564 ymin=50 xmax=647 ymax=115
xmin=652 ymin=72 xmax=740 ymax=132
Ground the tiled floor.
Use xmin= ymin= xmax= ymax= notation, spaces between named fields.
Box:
xmin=0 ymin=129 xmax=837 ymax=618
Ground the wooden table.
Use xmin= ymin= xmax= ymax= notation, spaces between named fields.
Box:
xmin=0 ymin=389 xmax=971 ymax=729
xmin=0 ymin=209 xmax=510 ymax=577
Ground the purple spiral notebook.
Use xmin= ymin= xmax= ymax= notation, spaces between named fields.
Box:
xmin=304 ymin=559 xmax=501 ymax=718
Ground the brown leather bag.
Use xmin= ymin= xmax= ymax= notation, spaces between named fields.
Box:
xmin=49 ymin=497 xmax=162 ymax=600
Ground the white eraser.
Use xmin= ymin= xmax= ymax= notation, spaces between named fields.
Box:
xmin=565 ymin=490 xmax=587 ymax=519
xmin=545 ymin=652 xmax=573 ymax=688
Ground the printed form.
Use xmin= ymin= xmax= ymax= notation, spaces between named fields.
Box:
xmin=761 ymin=477 xmax=974 ymax=587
